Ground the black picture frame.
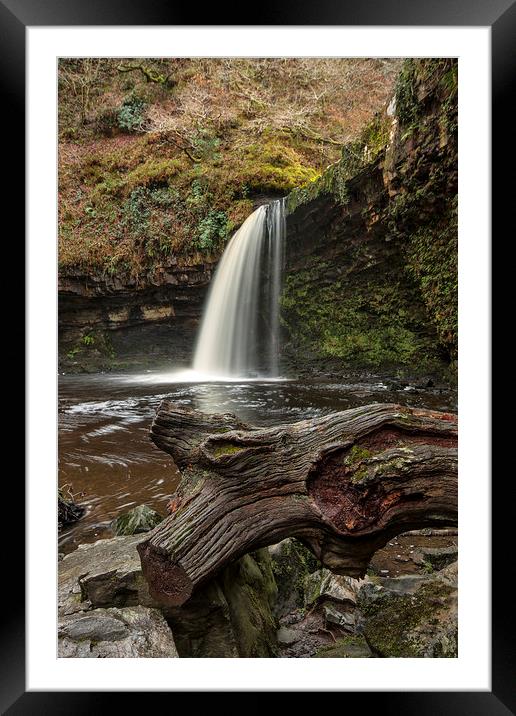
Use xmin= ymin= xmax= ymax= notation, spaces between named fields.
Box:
xmin=3 ymin=0 xmax=507 ymax=711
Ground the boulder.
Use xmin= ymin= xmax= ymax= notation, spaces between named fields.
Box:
xmin=304 ymin=568 xmax=363 ymax=608
xmin=269 ymin=538 xmax=321 ymax=617
xmin=323 ymin=603 xmax=356 ymax=630
xmin=59 ymin=536 xmax=278 ymax=658
xmin=357 ymin=561 xmax=458 ymax=658
xmin=412 ymin=545 xmax=458 ymax=571
xmin=58 ymin=534 xmax=150 ymax=615
xmin=58 ymin=605 xmax=178 ymax=658
xmin=112 ymin=504 xmax=164 ymax=536
xmin=277 ymin=626 xmax=301 ymax=646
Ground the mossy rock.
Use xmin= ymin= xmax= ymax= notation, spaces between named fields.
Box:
xmin=219 ymin=548 xmax=279 ymax=657
xmin=269 ymin=538 xmax=322 ymax=618
xmin=112 ymin=504 xmax=163 ymax=536
xmin=358 ymin=575 xmax=458 ymax=658
xmin=315 ymin=635 xmax=372 ymax=658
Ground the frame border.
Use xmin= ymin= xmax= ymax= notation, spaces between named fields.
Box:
xmin=4 ymin=0 xmax=508 ymax=711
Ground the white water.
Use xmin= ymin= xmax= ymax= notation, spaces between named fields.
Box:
xmin=192 ymin=199 xmax=286 ymax=380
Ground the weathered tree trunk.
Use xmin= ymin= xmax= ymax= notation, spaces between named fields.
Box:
xmin=138 ymin=402 xmax=457 ymax=607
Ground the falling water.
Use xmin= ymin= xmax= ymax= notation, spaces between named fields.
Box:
xmin=193 ymin=198 xmax=286 ymax=379
xmin=266 ymin=199 xmax=286 ymax=377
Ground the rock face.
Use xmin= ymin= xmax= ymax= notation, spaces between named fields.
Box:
xmin=269 ymin=538 xmax=321 ymax=618
xmin=281 ymin=59 xmax=457 ymax=379
xmin=59 ymin=606 xmax=179 ymax=658
xmin=167 ymin=549 xmax=278 ymax=658
xmin=58 ymin=535 xmax=278 ymax=658
xmin=59 ymin=261 xmax=215 ymax=372
xmin=357 ymin=561 xmax=458 ymax=657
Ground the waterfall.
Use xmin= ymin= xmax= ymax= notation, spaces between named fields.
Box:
xmin=193 ymin=198 xmax=285 ymax=379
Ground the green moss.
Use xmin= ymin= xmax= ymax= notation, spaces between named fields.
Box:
xmin=360 ymin=113 xmax=390 ymax=159
xmin=220 ymin=549 xmax=279 ymax=657
xmin=124 ymin=158 xmax=183 ymax=190
xmin=280 ymin=256 xmax=444 ymax=372
xmin=394 ymin=60 xmax=420 ymax=129
xmin=345 ymin=444 xmax=373 ymax=465
xmin=351 ymin=466 xmax=370 ymax=484
xmin=241 ymin=138 xmax=320 ymax=194
xmin=271 ymin=539 xmax=321 ymax=591
xmin=404 ymin=202 xmax=458 ymax=360
xmin=212 ymin=442 xmax=245 ymax=458
xmin=361 ymin=581 xmax=456 ymax=658
xmin=315 ymin=635 xmax=372 ymax=658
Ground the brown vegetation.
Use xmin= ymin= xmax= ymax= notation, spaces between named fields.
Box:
xmin=58 ymin=58 xmax=401 ymax=279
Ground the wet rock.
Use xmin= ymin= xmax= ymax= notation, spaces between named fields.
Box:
xmin=323 ymin=603 xmax=356 ymax=630
xmin=357 ymin=562 xmax=458 ymax=657
xmin=59 ymin=536 xmax=278 ymax=658
xmin=314 ymin=635 xmax=372 ymax=658
xmin=412 ymin=545 xmax=458 ymax=571
xmin=269 ymin=538 xmax=321 ymax=617
xmin=112 ymin=504 xmax=163 ymax=536
xmin=166 ymin=549 xmax=279 ymax=658
xmin=304 ymin=568 xmax=362 ymax=608
xmin=58 ymin=488 xmax=85 ymax=530
xmin=219 ymin=548 xmax=278 ymax=657
xmin=58 ymin=534 xmax=150 ymax=615
xmin=58 ymin=605 xmax=178 ymax=658
xmin=277 ymin=626 xmax=301 ymax=646
xmin=164 ymin=581 xmax=239 ymax=658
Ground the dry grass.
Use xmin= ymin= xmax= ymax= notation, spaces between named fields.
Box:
xmin=58 ymin=58 xmax=402 ymax=278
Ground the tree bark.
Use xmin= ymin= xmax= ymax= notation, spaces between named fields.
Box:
xmin=138 ymin=402 xmax=457 ymax=607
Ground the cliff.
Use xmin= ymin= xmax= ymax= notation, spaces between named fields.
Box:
xmin=281 ymin=59 xmax=457 ymax=380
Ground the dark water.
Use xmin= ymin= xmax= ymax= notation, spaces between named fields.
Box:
xmin=58 ymin=371 xmax=456 ymax=552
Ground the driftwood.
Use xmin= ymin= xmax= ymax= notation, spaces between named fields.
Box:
xmin=138 ymin=402 xmax=457 ymax=607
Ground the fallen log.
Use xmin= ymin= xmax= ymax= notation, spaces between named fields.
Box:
xmin=138 ymin=402 xmax=457 ymax=607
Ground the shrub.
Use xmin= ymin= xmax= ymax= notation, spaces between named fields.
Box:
xmin=195 ymin=210 xmax=229 ymax=251
xmin=118 ymin=94 xmax=147 ymax=132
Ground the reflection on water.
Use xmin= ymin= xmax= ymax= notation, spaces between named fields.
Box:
xmin=59 ymin=371 xmax=457 ymax=552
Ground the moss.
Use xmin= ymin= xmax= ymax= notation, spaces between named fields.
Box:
xmin=394 ymin=60 xmax=420 ymax=129
xmin=314 ymin=635 xmax=372 ymax=658
xmin=345 ymin=445 xmax=373 ymax=465
xmin=351 ymin=465 xmax=370 ymax=484
xmin=61 ymin=329 xmax=116 ymax=371
xmin=280 ymin=256 xmax=445 ymax=373
xmin=404 ymin=202 xmax=458 ymax=360
xmin=211 ymin=442 xmax=245 ymax=458
xmin=361 ymin=581 xmax=456 ymax=658
xmin=219 ymin=549 xmax=279 ymax=657
xmin=360 ymin=113 xmax=390 ymax=159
